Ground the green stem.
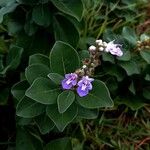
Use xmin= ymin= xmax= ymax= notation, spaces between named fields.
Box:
xmin=79 ymin=121 xmax=86 ymax=139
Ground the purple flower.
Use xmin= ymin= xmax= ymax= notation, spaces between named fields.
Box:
xmin=62 ymin=73 xmax=78 ymax=89
xmin=105 ymin=40 xmax=123 ymax=57
xmin=77 ymin=76 xmax=94 ymax=97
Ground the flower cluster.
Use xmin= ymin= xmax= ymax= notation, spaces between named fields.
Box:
xmin=62 ymin=73 xmax=94 ymax=97
xmin=89 ymin=39 xmax=123 ymax=57
xmin=61 ymin=39 xmax=123 ymax=97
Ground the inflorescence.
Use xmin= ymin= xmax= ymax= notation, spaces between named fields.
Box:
xmin=61 ymin=39 xmax=123 ymax=97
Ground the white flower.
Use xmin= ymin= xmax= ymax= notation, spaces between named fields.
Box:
xmin=105 ymin=40 xmax=123 ymax=57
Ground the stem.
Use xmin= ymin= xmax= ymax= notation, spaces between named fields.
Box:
xmin=79 ymin=121 xmax=86 ymax=139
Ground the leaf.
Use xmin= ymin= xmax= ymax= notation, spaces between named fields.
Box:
xmin=145 ymin=74 xmax=150 ymax=81
xmin=104 ymin=65 xmax=125 ymax=82
xmin=51 ymin=0 xmax=83 ymax=21
xmin=47 ymin=73 xmax=64 ymax=85
xmin=117 ymin=51 xmax=131 ymax=61
xmin=76 ymin=80 xmax=113 ymax=109
xmin=140 ymin=50 xmax=150 ymax=64
xmin=77 ymin=105 xmax=98 ymax=119
xmin=102 ymin=53 xmax=115 ymax=63
xmin=35 ymin=113 xmax=55 ymax=134
xmin=16 ymin=127 xmax=43 ymax=150
xmin=24 ymin=12 xmax=38 ymax=36
xmin=16 ymin=96 xmax=45 ymax=118
xmin=0 ymin=1 xmax=18 ymax=23
xmin=115 ymin=96 xmax=145 ymax=110
xmin=32 ymin=4 xmax=52 ymax=27
xmin=129 ymin=81 xmax=136 ymax=95
xmin=11 ymin=80 xmax=29 ymax=101
xmin=50 ymin=41 xmax=80 ymax=75
xmin=46 ymin=103 xmax=78 ymax=132
xmin=29 ymin=53 xmax=50 ymax=66
xmin=57 ymin=90 xmax=75 ymax=113
xmin=79 ymin=50 xmax=90 ymax=60
xmin=44 ymin=137 xmax=72 ymax=150
xmin=26 ymin=77 xmax=60 ymax=104
xmin=143 ymin=87 xmax=150 ymax=100
xmin=0 ymin=88 xmax=9 ymax=105
xmin=1 ymin=46 xmax=23 ymax=74
xmin=25 ymin=64 xmax=51 ymax=84
xmin=53 ymin=14 xmax=79 ymax=48
xmin=122 ymin=26 xmax=137 ymax=46
xmin=119 ymin=61 xmax=140 ymax=76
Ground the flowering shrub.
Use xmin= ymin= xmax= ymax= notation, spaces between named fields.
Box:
xmin=0 ymin=0 xmax=150 ymax=149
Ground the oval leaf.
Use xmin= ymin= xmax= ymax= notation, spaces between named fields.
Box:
xmin=32 ymin=4 xmax=52 ymax=27
xmin=44 ymin=138 xmax=72 ymax=150
xmin=50 ymin=41 xmax=80 ymax=75
xmin=119 ymin=61 xmax=140 ymax=76
xmin=51 ymin=0 xmax=83 ymax=21
xmin=25 ymin=77 xmax=60 ymax=104
xmin=29 ymin=53 xmax=50 ymax=66
xmin=57 ymin=90 xmax=75 ymax=113
xmin=25 ymin=64 xmax=51 ymax=84
xmin=140 ymin=50 xmax=150 ymax=64
xmin=77 ymin=105 xmax=99 ymax=119
xmin=47 ymin=73 xmax=64 ymax=85
xmin=35 ymin=113 xmax=55 ymax=135
xmin=11 ymin=80 xmax=29 ymax=101
xmin=53 ymin=14 xmax=79 ymax=47
xmin=77 ymin=80 xmax=113 ymax=109
xmin=16 ymin=96 xmax=45 ymax=118
xmin=46 ymin=103 xmax=78 ymax=132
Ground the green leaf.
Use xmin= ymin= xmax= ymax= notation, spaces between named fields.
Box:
xmin=1 ymin=46 xmax=23 ymax=74
xmin=29 ymin=53 xmax=50 ymax=66
xmin=11 ymin=80 xmax=29 ymax=101
xmin=145 ymin=74 xmax=150 ymax=81
xmin=77 ymin=80 xmax=113 ymax=109
xmin=50 ymin=41 xmax=80 ymax=75
xmin=47 ymin=73 xmax=64 ymax=85
xmin=143 ymin=87 xmax=150 ymax=100
xmin=0 ymin=88 xmax=9 ymax=105
xmin=104 ymin=66 xmax=125 ymax=82
xmin=119 ymin=61 xmax=140 ymax=76
xmin=77 ymin=105 xmax=98 ymax=119
xmin=102 ymin=53 xmax=115 ymax=63
xmin=117 ymin=51 xmax=131 ymax=61
xmin=32 ymin=4 xmax=52 ymax=27
xmin=24 ymin=12 xmax=38 ymax=36
xmin=51 ymin=0 xmax=83 ymax=21
xmin=44 ymin=138 xmax=72 ymax=150
xmin=129 ymin=81 xmax=136 ymax=95
xmin=25 ymin=64 xmax=51 ymax=84
xmin=122 ymin=26 xmax=137 ymax=46
xmin=140 ymin=50 xmax=150 ymax=64
xmin=0 ymin=1 xmax=18 ymax=23
xmin=79 ymin=50 xmax=90 ymax=60
xmin=16 ymin=127 xmax=43 ymax=150
xmin=115 ymin=96 xmax=145 ymax=110
xmin=35 ymin=113 xmax=55 ymax=134
xmin=26 ymin=77 xmax=60 ymax=104
xmin=53 ymin=14 xmax=79 ymax=48
xmin=57 ymin=90 xmax=75 ymax=113
xmin=16 ymin=96 xmax=45 ymax=118
xmin=46 ymin=103 xmax=78 ymax=132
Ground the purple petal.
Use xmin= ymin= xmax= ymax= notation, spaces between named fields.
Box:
xmin=65 ymin=74 xmax=71 ymax=79
xmin=77 ymin=80 xmax=83 ymax=86
xmin=77 ymin=87 xmax=89 ymax=97
xmin=72 ymin=79 xmax=77 ymax=86
xmin=61 ymin=79 xmax=72 ymax=89
xmin=87 ymin=83 xmax=92 ymax=90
